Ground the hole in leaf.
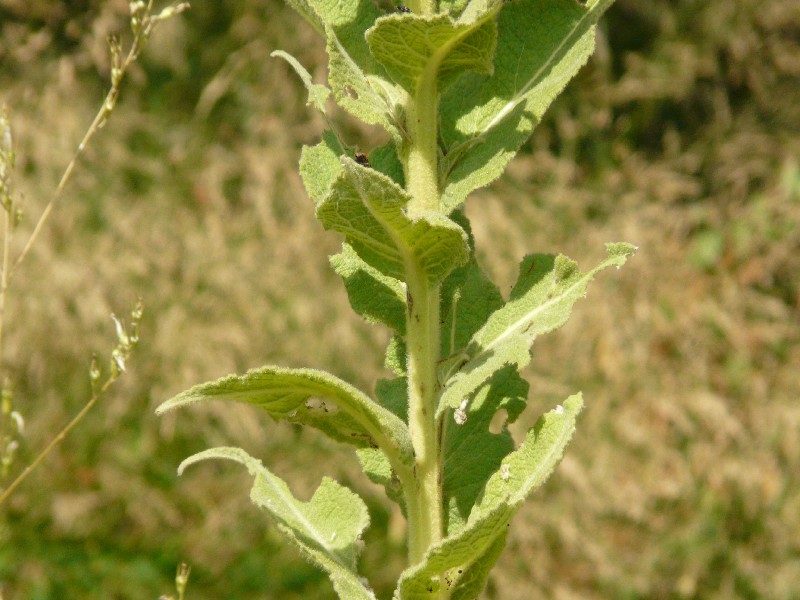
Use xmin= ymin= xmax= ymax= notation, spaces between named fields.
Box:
xmin=489 ymin=409 xmax=508 ymax=434
xmin=344 ymin=86 xmax=359 ymax=100
xmin=304 ymin=397 xmax=338 ymax=414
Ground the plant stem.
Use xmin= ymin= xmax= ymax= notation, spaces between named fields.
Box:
xmin=404 ymin=267 xmax=442 ymax=563
xmin=403 ymin=66 xmax=443 ymax=566
xmin=405 ymin=72 xmax=440 ymax=218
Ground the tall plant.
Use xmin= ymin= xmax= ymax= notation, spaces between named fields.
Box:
xmin=158 ymin=0 xmax=635 ymax=597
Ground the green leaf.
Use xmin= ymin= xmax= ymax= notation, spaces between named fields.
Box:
xmin=384 ymin=335 xmax=407 ymax=376
xmin=369 ymin=140 xmax=405 ymax=187
xmin=439 ymin=243 xmax=636 ymax=414
xmin=300 ymin=132 xmax=345 ymax=206
xmin=439 ymin=0 xmax=470 ymax=17
xmin=317 ymin=157 xmax=469 ymax=284
xmin=395 ymin=394 xmax=583 ymax=599
xmin=455 ymin=0 xmax=499 ymax=25
xmin=366 ymin=13 xmax=497 ymax=94
xmin=331 ymin=244 xmax=407 ymax=334
xmin=438 ymin=209 xmax=503 ymax=364
xmin=327 ymin=27 xmax=402 ymax=137
xmin=300 ymin=138 xmax=404 ymax=211
xmin=449 ymin=530 xmax=507 ymax=600
xmin=281 ymin=0 xmax=326 ymax=36
xmin=180 ymin=447 xmax=376 ymax=600
xmin=440 ymin=0 xmax=615 ymax=212
xmin=357 ymin=376 xmax=408 ymax=509
xmin=289 ymin=0 xmax=402 ymax=137
xmin=356 ymin=446 xmax=405 ymax=510
xmin=308 ymin=0 xmax=382 ymax=67
xmin=271 ymin=50 xmax=331 ymax=114
xmin=442 ymin=366 xmax=527 ymax=534
xmin=440 ymin=254 xmax=504 ymax=362
xmin=156 ymin=366 xmax=415 ymax=484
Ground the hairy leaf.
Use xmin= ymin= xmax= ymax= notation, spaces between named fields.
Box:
xmin=442 ymin=366 xmax=527 ymax=534
xmin=369 ymin=140 xmax=405 ymax=187
xmin=356 ymin=376 xmax=409 ymax=509
xmin=331 ymin=244 xmax=407 ymax=334
xmin=180 ymin=447 xmax=376 ymax=600
xmin=317 ymin=157 xmax=469 ymax=284
xmin=440 ymin=0 xmax=615 ymax=212
xmin=282 ymin=0 xmax=325 ymax=36
xmin=395 ymin=394 xmax=583 ymax=599
xmin=327 ymin=27 xmax=402 ymax=137
xmin=366 ymin=13 xmax=497 ymax=94
xmin=439 ymin=243 xmax=636 ymax=415
xmin=440 ymin=253 xmax=504 ymax=361
xmin=157 ymin=366 xmax=415 ymax=483
xmin=449 ymin=530 xmax=507 ymax=600
xmin=300 ymin=132 xmax=345 ymax=206
xmin=271 ymin=50 xmax=331 ymax=114
xmin=384 ymin=335 xmax=407 ymax=376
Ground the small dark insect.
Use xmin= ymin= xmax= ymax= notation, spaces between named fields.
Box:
xmin=354 ymin=151 xmax=371 ymax=168
xmin=397 ymin=5 xmax=412 ymax=12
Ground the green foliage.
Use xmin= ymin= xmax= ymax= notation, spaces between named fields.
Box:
xmin=160 ymin=0 xmax=632 ymax=598
xmin=3 ymin=0 xmax=799 ymax=598
xmin=397 ymin=394 xmax=583 ymax=599
xmin=180 ymin=447 xmax=377 ymax=599
xmin=315 ymin=157 xmax=470 ymax=284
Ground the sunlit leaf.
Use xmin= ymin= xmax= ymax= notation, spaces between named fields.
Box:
xmin=440 ymin=0 xmax=615 ymax=212
xmin=439 ymin=243 xmax=636 ymax=415
xmin=367 ymin=12 xmax=497 ymax=94
xmin=395 ymin=394 xmax=583 ymax=599
xmin=180 ymin=447 xmax=376 ymax=600
xmin=157 ymin=366 xmax=415 ymax=483
xmin=317 ymin=157 xmax=469 ymax=284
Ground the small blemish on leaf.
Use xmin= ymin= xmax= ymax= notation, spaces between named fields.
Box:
xmin=354 ymin=151 xmax=371 ymax=168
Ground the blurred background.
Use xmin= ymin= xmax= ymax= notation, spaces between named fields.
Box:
xmin=0 ymin=0 xmax=798 ymax=598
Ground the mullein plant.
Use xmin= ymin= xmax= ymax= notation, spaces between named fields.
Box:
xmin=158 ymin=0 xmax=635 ymax=598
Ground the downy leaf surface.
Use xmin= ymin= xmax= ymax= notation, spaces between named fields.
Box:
xmin=331 ymin=243 xmax=407 ymax=334
xmin=439 ymin=212 xmax=504 ymax=361
xmin=271 ymin=50 xmax=331 ymax=114
xmin=356 ymin=376 xmax=409 ymax=510
xmin=309 ymin=0 xmax=404 ymax=138
xmin=366 ymin=12 xmax=497 ymax=94
xmin=439 ymin=243 xmax=636 ymax=415
xmin=440 ymin=0 xmax=615 ymax=212
xmin=317 ymin=157 xmax=469 ymax=284
xmin=157 ymin=366 xmax=415 ymax=484
xmin=395 ymin=394 xmax=583 ymax=599
xmin=180 ymin=447 xmax=376 ymax=600
xmin=300 ymin=132 xmax=345 ymax=205
xmin=442 ymin=365 xmax=527 ymax=534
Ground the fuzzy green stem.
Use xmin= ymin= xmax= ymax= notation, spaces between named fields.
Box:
xmin=403 ymin=67 xmax=443 ymax=567
xmin=404 ymin=269 xmax=442 ymax=563
xmin=405 ymin=72 xmax=440 ymax=218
